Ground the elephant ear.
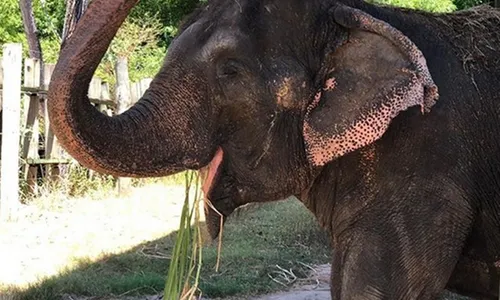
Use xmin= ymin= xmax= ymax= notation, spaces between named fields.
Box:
xmin=303 ymin=5 xmax=439 ymax=166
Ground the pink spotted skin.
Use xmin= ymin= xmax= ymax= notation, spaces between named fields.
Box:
xmin=304 ymin=72 xmax=426 ymax=166
xmin=324 ymin=77 xmax=337 ymax=91
xmin=303 ymin=6 xmax=439 ymax=167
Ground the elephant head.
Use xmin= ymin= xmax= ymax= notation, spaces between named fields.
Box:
xmin=48 ymin=0 xmax=438 ymax=239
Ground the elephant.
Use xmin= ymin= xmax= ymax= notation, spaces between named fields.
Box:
xmin=47 ymin=0 xmax=500 ymax=299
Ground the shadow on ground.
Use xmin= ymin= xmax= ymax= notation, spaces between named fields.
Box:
xmin=2 ymin=197 xmax=472 ymax=300
xmin=4 ymin=199 xmax=332 ymax=300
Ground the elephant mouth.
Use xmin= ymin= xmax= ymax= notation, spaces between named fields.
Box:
xmin=200 ymin=147 xmax=241 ymax=239
xmin=201 ymin=147 xmax=226 ymax=239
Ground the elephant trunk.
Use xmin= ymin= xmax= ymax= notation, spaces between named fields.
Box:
xmin=48 ymin=0 xmax=217 ymax=177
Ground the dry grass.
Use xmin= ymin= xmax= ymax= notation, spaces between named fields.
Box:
xmin=0 ymin=173 xmax=332 ymax=300
xmin=0 ymin=183 xmax=202 ymax=290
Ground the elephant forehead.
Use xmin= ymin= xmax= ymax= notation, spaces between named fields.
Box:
xmin=199 ymin=28 xmax=251 ymax=61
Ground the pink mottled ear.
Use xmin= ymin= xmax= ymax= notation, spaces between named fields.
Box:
xmin=303 ymin=5 xmax=438 ymax=167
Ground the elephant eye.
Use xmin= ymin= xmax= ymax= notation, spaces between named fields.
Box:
xmin=217 ymin=60 xmax=241 ymax=79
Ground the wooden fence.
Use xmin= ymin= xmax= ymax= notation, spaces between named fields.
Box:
xmin=0 ymin=43 xmax=152 ymax=220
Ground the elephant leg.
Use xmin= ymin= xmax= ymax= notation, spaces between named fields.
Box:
xmin=446 ymin=254 xmax=498 ymax=300
xmin=330 ymin=232 xmax=458 ymax=300
xmin=329 ymin=196 xmax=473 ymax=299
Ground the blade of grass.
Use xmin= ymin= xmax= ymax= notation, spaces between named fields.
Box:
xmin=164 ymin=171 xmax=204 ymax=300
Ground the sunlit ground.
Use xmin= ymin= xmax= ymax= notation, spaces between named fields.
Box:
xmin=0 ymin=183 xmax=198 ymax=288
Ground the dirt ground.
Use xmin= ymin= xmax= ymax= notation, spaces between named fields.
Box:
xmin=0 ymin=185 xmax=191 ymax=288
xmin=248 ymin=264 xmax=331 ymax=300
xmin=61 ymin=263 xmax=468 ymax=300
xmin=0 ymin=184 xmax=470 ymax=300
xmin=60 ymin=264 xmax=332 ymax=300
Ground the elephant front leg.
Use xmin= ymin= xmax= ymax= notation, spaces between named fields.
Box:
xmin=329 ymin=204 xmax=472 ymax=300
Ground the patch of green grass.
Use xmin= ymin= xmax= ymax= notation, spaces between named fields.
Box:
xmin=7 ymin=198 xmax=331 ymax=299
xmin=199 ymin=199 xmax=331 ymax=297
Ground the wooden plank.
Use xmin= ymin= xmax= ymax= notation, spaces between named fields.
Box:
xmin=115 ymin=57 xmax=131 ymax=112
xmin=21 ymin=96 xmax=40 ymax=160
xmin=21 ymin=59 xmax=41 ymax=185
xmin=130 ymin=82 xmax=139 ymax=104
xmin=89 ymin=77 xmax=101 ymax=100
xmin=22 ymin=59 xmax=41 ymax=193
xmin=85 ymin=77 xmax=104 ymax=182
xmin=26 ymin=158 xmax=72 ymax=164
xmin=33 ymin=59 xmax=41 ymax=87
xmin=0 ymin=56 xmax=3 ymax=109
xmin=115 ymin=58 xmax=132 ymax=194
xmin=41 ymin=63 xmax=62 ymax=182
xmin=43 ymin=64 xmax=60 ymax=159
xmin=0 ymin=86 xmax=116 ymax=107
xmin=0 ymin=56 xmax=3 ymax=86
xmin=43 ymin=64 xmax=55 ymax=90
xmin=1 ymin=43 xmax=22 ymax=221
xmin=22 ymin=58 xmax=35 ymax=126
xmin=99 ymin=82 xmax=112 ymax=116
xmin=139 ymin=78 xmax=152 ymax=97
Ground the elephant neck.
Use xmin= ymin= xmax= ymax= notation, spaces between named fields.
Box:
xmin=300 ymin=149 xmax=380 ymax=235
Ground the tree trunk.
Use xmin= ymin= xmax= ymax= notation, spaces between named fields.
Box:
xmin=62 ymin=0 xmax=90 ymax=42
xmin=115 ymin=57 xmax=133 ymax=195
xmin=19 ymin=0 xmax=44 ymax=85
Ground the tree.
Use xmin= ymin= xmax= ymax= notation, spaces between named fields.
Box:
xmin=95 ymin=16 xmax=165 ymax=85
xmin=19 ymin=0 xmax=44 ymax=83
xmin=0 ymin=0 xmax=26 ymax=46
xmin=62 ymin=0 xmax=89 ymax=42
xmin=453 ymin=0 xmax=491 ymax=9
xmin=130 ymin=0 xmax=200 ymax=46
xmin=368 ymin=0 xmax=456 ymax=12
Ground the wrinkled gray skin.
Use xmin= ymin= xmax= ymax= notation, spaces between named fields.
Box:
xmin=48 ymin=0 xmax=500 ymax=299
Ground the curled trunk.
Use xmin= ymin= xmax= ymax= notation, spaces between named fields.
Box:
xmin=48 ymin=0 xmax=216 ymax=177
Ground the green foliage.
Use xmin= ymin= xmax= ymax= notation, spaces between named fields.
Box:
xmin=95 ymin=16 xmax=166 ymax=85
xmin=40 ymin=38 xmax=61 ymax=63
xmin=0 ymin=0 xmax=27 ymax=50
xmin=0 ymin=0 xmax=64 ymax=56
xmin=367 ymin=0 xmax=457 ymax=12
xmin=130 ymin=0 xmax=200 ymax=46
xmin=61 ymin=163 xmax=116 ymax=197
xmin=34 ymin=0 xmax=66 ymax=40
xmin=453 ymin=0 xmax=491 ymax=10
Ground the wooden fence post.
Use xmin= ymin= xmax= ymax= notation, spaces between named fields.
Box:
xmin=99 ymin=82 xmax=112 ymax=116
xmin=129 ymin=81 xmax=139 ymax=104
xmin=44 ymin=64 xmax=59 ymax=158
xmin=21 ymin=58 xmax=41 ymax=193
xmin=115 ymin=57 xmax=132 ymax=195
xmin=1 ymin=43 xmax=23 ymax=221
xmin=86 ymin=77 xmax=102 ymax=180
xmin=140 ymin=78 xmax=152 ymax=97
xmin=43 ymin=64 xmax=63 ymax=181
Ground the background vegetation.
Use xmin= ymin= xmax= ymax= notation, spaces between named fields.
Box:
xmin=0 ymin=0 xmax=493 ymax=85
xmin=0 ymin=0 xmax=496 ymax=299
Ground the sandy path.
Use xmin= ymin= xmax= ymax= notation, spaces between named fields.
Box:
xmin=0 ymin=184 xmax=471 ymax=300
xmin=249 ymin=264 xmax=331 ymax=300
xmin=0 ymin=185 xmax=191 ymax=287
